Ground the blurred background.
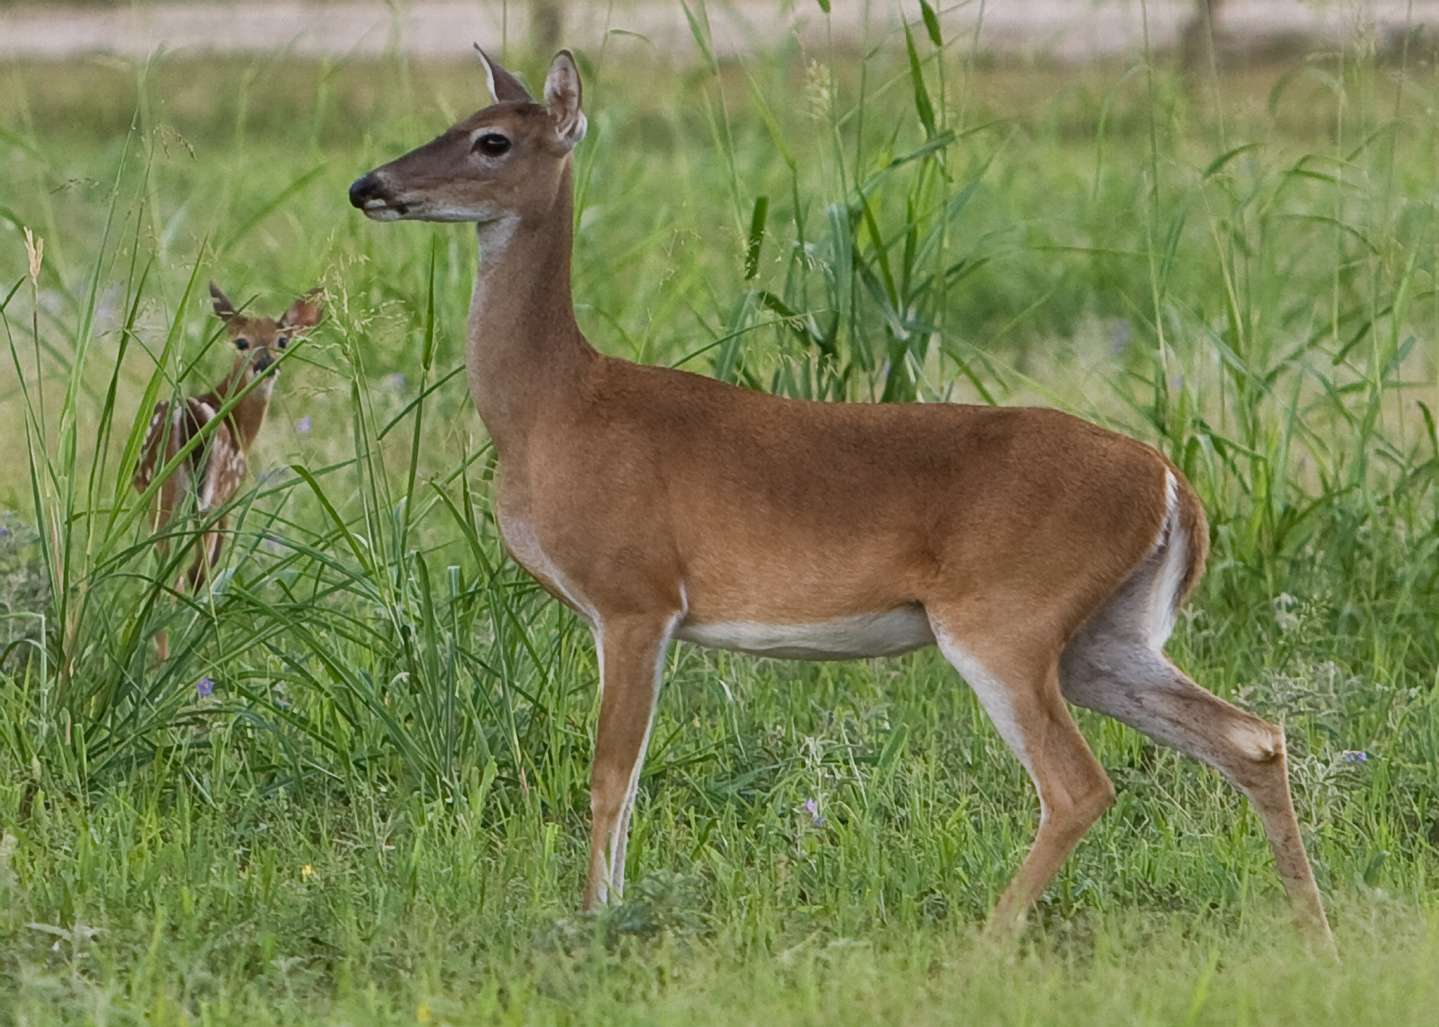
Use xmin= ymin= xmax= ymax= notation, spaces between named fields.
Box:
xmin=5 ymin=2 xmax=1439 ymax=64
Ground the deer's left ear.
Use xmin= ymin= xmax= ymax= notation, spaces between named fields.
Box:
xmin=280 ymin=289 xmax=324 ymax=331
xmin=543 ymin=50 xmax=586 ymax=151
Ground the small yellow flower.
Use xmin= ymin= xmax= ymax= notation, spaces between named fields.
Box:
xmin=416 ymin=1001 xmax=432 ymax=1023
xmin=300 ymin=864 xmax=314 ymax=881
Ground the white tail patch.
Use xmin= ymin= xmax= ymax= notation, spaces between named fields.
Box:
xmin=1146 ymin=470 xmax=1187 ymax=650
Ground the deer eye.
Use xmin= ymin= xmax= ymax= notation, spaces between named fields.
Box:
xmin=473 ymin=132 xmax=511 ymax=157
xmin=235 ymin=338 xmax=250 ymax=350
xmin=276 ymin=336 xmax=289 ymax=349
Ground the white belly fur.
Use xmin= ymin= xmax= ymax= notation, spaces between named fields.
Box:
xmin=675 ymin=607 xmax=935 ymax=661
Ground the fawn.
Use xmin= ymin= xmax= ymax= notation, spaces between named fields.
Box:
xmin=349 ymin=48 xmax=1332 ymax=946
xmin=134 ymin=282 xmax=321 ymax=658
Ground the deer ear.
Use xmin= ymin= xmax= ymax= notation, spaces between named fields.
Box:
xmin=280 ymin=289 xmax=324 ymax=331
xmin=210 ymin=281 xmax=238 ymax=321
xmin=544 ymin=49 xmax=586 ymax=150
xmin=473 ymin=44 xmax=532 ymax=103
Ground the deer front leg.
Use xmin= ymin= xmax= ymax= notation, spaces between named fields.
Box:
xmin=185 ymin=514 xmax=228 ymax=592
xmin=583 ymin=611 xmax=680 ymax=910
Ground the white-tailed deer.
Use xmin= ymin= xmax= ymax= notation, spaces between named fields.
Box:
xmin=349 ymin=48 xmax=1332 ymax=945
xmin=134 ymin=282 xmax=322 ymax=658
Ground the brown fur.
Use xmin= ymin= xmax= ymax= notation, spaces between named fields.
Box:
xmin=350 ymin=49 xmax=1332 ymax=947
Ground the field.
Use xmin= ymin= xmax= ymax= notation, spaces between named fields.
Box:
xmin=2 ymin=6 xmax=1438 ymax=1024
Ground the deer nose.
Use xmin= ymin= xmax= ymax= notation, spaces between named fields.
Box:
xmin=254 ymin=353 xmax=274 ymax=373
xmin=349 ymin=173 xmax=383 ymax=209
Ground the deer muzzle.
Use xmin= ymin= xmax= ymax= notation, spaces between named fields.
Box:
xmin=349 ymin=173 xmax=408 ymax=220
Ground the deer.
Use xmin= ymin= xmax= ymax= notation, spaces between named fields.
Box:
xmin=134 ymin=282 xmax=322 ymax=659
xmin=348 ymin=47 xmax=1334 ymax=947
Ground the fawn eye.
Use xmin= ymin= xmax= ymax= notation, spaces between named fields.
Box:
xmin=276 ymin=336 xmax=289 ymax=349
xmin=473 ymin=132 xmax=511 ymax=157
xmin=235 ymin=338 xmax=250 ymax=350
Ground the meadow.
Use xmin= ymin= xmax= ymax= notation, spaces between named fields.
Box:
xmin=1 ymin=7 xmax=1438 ymax=1024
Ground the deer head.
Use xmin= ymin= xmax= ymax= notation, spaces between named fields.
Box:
xmin=209 ymin=282 xmax=324 ymax=394
xmin=347 ymin=48 xmax=586 ymax=225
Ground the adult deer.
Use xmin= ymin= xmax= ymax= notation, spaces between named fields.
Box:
xmin=134 ymin=283 xmax=322 ymax=658
xmin=349 ymin=48 xmax=1332 ymax=944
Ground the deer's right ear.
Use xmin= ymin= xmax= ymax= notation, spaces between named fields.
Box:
xmin=210 ymin=281 xmax=238 ymax=321
xmin=473 ymin=44 xmax=532 ymax=103
xmin=543 ymin=49 xmax=586 ymax=151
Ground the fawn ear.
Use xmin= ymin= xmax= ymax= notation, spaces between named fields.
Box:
xmin=544 ymin=49 xmax=586 ymax=150
xmin=280 ymin=289 xmax=324 ymax=331
xmin=210 ymin=281 xmax=238 ymax=321
xmin=473 ymin=44 xmax=532 ymax=103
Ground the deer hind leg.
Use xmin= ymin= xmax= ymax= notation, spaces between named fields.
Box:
xmin=928 ymin=606 xmax=1115 ymax=936
xmin=152 ymin=513 xmax=172 ymax=662
xmin=583 ymin=611 xmax=680 ymax=911
xmin=1059 ymin=558 xmax=1333 ymax=946
xmin=149 ymin=476 xmax=185 ymax=662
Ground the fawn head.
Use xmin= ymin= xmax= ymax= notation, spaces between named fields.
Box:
xmin=348 ymin=47 xmax=585 ymax=224
xmin=209 ymin=282 xmax=323 ymax=392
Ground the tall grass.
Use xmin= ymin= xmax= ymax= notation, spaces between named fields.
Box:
xmin=0 ymin=3 xmax=1437 ymax=1021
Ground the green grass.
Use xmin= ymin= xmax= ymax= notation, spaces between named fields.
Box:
xmin=2 ymin=5 xmax=1438 ymax=1023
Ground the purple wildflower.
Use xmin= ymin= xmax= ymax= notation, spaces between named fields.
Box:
xmin=295 ymin=416 xmax=312 ymax=435
xmin=801 ymin=797 xmax=827 ymax=828
xmin=1340 ymin=750 xmax=1370 ymax=765
xmin=196 ymin=676 xmax=215 ymax=699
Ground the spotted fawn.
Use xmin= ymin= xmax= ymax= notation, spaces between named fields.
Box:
xmin=134 ymin=281 xmax=322 ymax=658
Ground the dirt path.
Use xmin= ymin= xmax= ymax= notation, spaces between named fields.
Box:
xmin=2 ymin=1 xmax=1437 ymax=62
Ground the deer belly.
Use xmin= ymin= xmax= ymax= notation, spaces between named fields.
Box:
xmin=675 ymin=607 xmax=934 ymax=661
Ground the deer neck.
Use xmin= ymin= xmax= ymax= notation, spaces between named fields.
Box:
xmin=206 ymin=370 xmax=273 ymax=450
xmin=466 ymin=161 xmax=594 ymax=458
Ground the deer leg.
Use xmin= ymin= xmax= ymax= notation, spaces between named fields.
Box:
xmin=185 ymin=515 xmax=227 ymax=592
xmin=583 ymin=611 xmax=679 ymax=911
xmin=149 ymin=485 xmax=179 ymax=663
xmin=152 ymin=532 xmax=172 ymax=662
xmin=1061 ymin=635 xmax=1333 ymax=946
xmin=928 ymin=607 xmax=1115 ymax=936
